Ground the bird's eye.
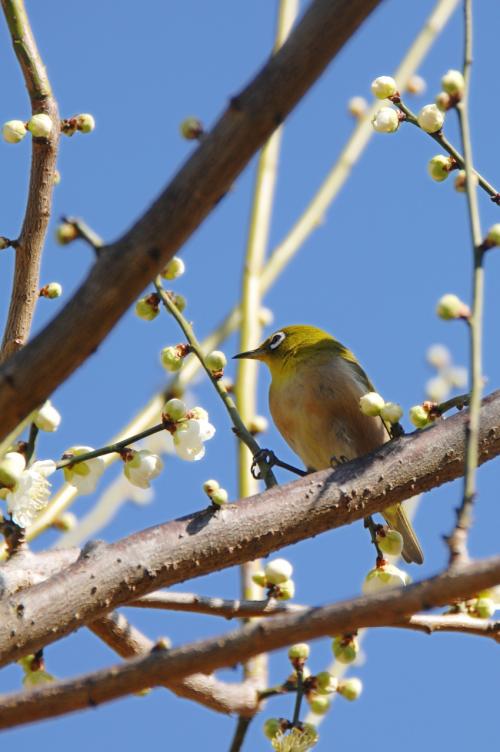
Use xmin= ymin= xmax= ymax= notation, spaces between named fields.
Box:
xmin=269 ymin=331 xmax=286 ymax=350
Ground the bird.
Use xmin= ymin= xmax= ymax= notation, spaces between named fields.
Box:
xmin=234 ymin=324 xmax=423 ymax=564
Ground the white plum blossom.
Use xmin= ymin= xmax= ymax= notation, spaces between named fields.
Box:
xmin=173 ymin=410 xmax=215 ymax=461
xmin=371 ymin=75 xmax=398 ymax=100
xmin=62 ymin=446 xmax=106 ymax=494
xmin=417 ymin=104 xmax=444 ymax=133
xmin=33 ymin=400 xmax=61 ymax=432
xmin=6 ymin=460 xmax=56 ymax=528
xmin=371 ymin=107 xmax=399 ymax=133
xmin=123 ymin=449 xmax=163 ymax=489
xmin=362 ymin=562 xmax=411 ymax=594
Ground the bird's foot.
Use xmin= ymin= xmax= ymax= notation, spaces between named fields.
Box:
xmin=330 ymin=455 xmax=349 ymax=468
xmin=251 ymin=449 xmax=307 ymax=480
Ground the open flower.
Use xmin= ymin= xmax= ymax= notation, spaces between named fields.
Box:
xmin=123 ymin=449 xmax=163 ymax=489
xmin=173 ymin=408 xmax=215 ymax=461
xmin=62 ymin=446 xmax=106 ymax=494
xmin=6 ymin=460 xmax=56 ymax=528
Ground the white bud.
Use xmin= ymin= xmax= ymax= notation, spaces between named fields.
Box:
xmin=406 ymin=74 xmax=426 ymax=96
xmin=363 ymin=562 xmax=410 ymax=594
xmin=426 ymin=344 xmax=451 ymax=369
xmin=428 ymin=154 xmax=453 ymax=182
xmin=33 ymin=400 xmax=61 ymax=432
xmin=205 ymin=350 xmax=227 ymax=373
xmin=76 ymin=113 xmax=95 ymax=133
xmin=417 ymin=104 xmax=444 ymax=133
xmin=40 ymin=282 xmax=63 ymax=299
xmin=371 ymin=107 xmax=399 ymax=134
xmin=380 ymin=402 xmax=403 ymax=424
xmin=409 ymin=404 xmax=431 ymax=429
xmin=486 ymin=224 xmax=500 ymax=247
xmin=3 ymin=120 xmax=27 ymax=143
xmin=0 ymin=452 xmax=26 ymax=487
xmin=161 ymin=256 xmax=185 ymax=280
xmin=264 ymin=558 xmax=293 ymax=585
xmin=359 ymin=392 xmax=385 ymax=417
xmin=210 ymin=487 xmax=228 ymax=506
xmin=426 ymin=376 xmax=450 ymax=403
xmin=338 ymin=677 xmax=363 ymax=701
xmin=454 ymin=169 xmax=478 ymax=193
xmin=441 ymin=69 xmax=465 ymax=97
xmin=436 ymin=293 xmax=470 ymax=320
xmin=376 ymin=528 xmax=404 ymax=557
xmin=160 ymin=346 xmax=184 ymax=372
xmin=203 ymin=478 xmax=220 ymax=496
xmin=163 ymin=398 xmax=187 ymax=422
xmin=371 ymin=76 xmax=398 ymax=100
xmin=27 ymin=114 xmax=53 ymax=138
xmin=347 ymin=96 xmax=367 ymax=118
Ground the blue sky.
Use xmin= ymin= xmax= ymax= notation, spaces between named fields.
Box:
xmin=1 ymin=1 xmax=500 ymax=749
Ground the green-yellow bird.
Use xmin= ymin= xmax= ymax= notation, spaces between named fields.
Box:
xmin=234 ymin=324 xmax=423 ymax=564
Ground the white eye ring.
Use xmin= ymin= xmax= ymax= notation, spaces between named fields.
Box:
xmin=269 ymin=331 xmax=286 ymax=350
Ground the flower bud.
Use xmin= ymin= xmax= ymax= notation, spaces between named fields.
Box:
xmin=406 ymin=74 xmax=426 ymax=96
xmin=265 ymin=558 xmax=293 ymax=585
xmin=332 ymin=635 xmax=359 ymax=664
xmin=76 ymin=113 xmax=95 ymax=133
xmin=249 ymin=415 xmax=268 ymax=435
xmin=435 ymin=91 xmax=452 ymax=112
xmin=436 ymin=293 xmax=470 ymax=320
xmin=251 ymin=570 xmax=267 ymax=587
xmin=258 ymin=307 xmax=274 ymax=326
xmin=0 ymin=236 xmax=11 ymax=250
xmin=135 ymin=296 xmax=160 ymax=321
xmin=40 ymin=282 xmax=63 ymax=299
xmin=27 ymin=113 xmax=53 ymax=138
xmin=276 ymin=579 xmax=295 ymax=600
xmin=203 ymin=478 xmax=220 ymax=496
xmin=347 ymin=96 xmax=368 ymax=118
xmin=380 ymin=402 xmax=403 ymax=424
xmin=359 ymin=392 xmax=385 ymax=417
xmin=376 ymin=527 xmax=404 ymax=557
xmin=371 ymin=76 xmax=398 ymax=100
xmin=33 ymin=400 xmax=61 ymax=432
xmin=426 ymin=376 xmax=450 ymax=403
xmin=288 ymin=643 xmax=310 ymax=661
xmin=409 ymin=404 xmax=431 ymax=429
xmin=56 ymin=222 xmax=78 ymax=245
xmin=471 ymin=597 xmax=495 ymax=619
xmin=160 ymin=346 xmax=184 ymax=372
xmin=363 ymin=562 xmax=410 ymax=594
xmin=52 ymin=511 xmax=78 ymax=532
xmin=180 ymin=117 xmax=204 ymax=140
xmin=53 ymin=169 xmax=61 ymax=185
xmin=171 ymin=292 xmax=186 ymax=312
xmin=263 ymin=718 xmax=283 ymax=740
xmin=426 ymin=344 xmax=450 ymax=369
xmin=161 ymin=256 xmax=185 ymax=280
xmin=316 ymin=671 xmax=338 ymax=695
xmin=417 ymin=104 xmax=444 ymax=133
xmin=163 ymin=398 xmax=187 ymax=422
xmin=210 ymin=487 xmax=228 ymax=506
xmin=307 ymin=693 xmax=331 ymax=715
xmin=441 ymin=69 xmax=465 ymax=97
xmin=486 ymin=224 xmax=500 ymax=247
xmin=443 ymin=366 xmax=467 ymax=389
xmin=371 ymin=107 xmax=399 ymax=134
xmin=206 ymin=350 xmax=227 ymax=374
xmin=454 ymin=169 xmax=478 ymax=193
xmin=3 ymin=119 xmax=27 ymax=143
xmin=338 ymin=677 xmax=363 ymax=701
xmin=428 ymin=154 xmax=454 ymax=182
xmin=0 ymin=451 xmax=26 ymax=488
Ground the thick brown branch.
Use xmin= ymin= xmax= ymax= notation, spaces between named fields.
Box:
xmin=90 ymin=613 xmax=260 ymax=716
xmin=0 ymin=0 xmax=60 ymax=360
xmin=0 ymin=0 xmax=381 ymax=437
xmin=2 ymin=555 xmax=500 ymax=730
xmin=400 ymin=613 xmax=500 ymax=642
xmin=0 ymin=391 xmax=499 ymax=666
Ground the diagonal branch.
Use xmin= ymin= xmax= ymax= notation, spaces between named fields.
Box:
xmin=0 ymin=0 xmax=60 ymax=361
xmin=2 ymin=554 xmax=500 ymax=730
xmin=0 ymin=0 xmax=381 ymax=440
xmin=0 ymin=391 xmax=499 ymax=666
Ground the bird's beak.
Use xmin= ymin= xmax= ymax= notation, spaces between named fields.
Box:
xmin=233 ymin=346 xmax=266 ymax=360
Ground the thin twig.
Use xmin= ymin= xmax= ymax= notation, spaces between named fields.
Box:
xmin=55 ymin=423 xmax=165 ymax=469
xmin=0 ymin=0 xmax=60 ymax=361
xmin=130 ymin=591 xmax=304 ymax=618
xmin=228 ymin=716 xmax=253 ymax=752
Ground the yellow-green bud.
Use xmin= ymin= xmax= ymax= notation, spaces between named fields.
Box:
xmin=252 ymin=570 xmax=267 ymax=587
xmin=172 ymin=292 xmax=186 ymax=312
xmin=276 ymin=579 xmax=295 ymax=601
xmin=23 ymin=669 xmax=55 ymax=688
xmin=435 ymin=91 xmax=452 ymax=112
xmin=206 ymin=350 xmax=227 ymax=373
xmin=135 ymin=297 xmax=159 ymax=321
xmin=307 ymin=693 xmax=331 ymax=715
xmin=52 ymin=511 xmax=78 ymax=532
xmin=56 ymin=222 xmax=78 ymax=245
xmin=53 ymin=169 xmax=61 ymax=185
xmin=409 ymin=404 xmax=431 ymax=429
xmin=40 ymin=282 xmax=63 ymax=299
xmin=316 ymin=671 xmax=338 ymax=694
xmin=210 ymin=487 xmax=228 ymax=506
xmin=263 ymin=718 xmax=282 ymax=740
xmin=347 ymin=96 xmax=368 ymax=118
xmin=3 ymin=119 xmax=27 ymax=143
xmin=161 ymin=256 xmax=185 ymax=280
xmin=76 ymin=113 xmax=95 ymax=133
xmin=441 ymin=69 xmax=465 ymax=97
xmin=160 ymin=346 xmax=184 ymax=372
xmin=417 ymin=104 xmax=444 ymax=133
xmin=454 ymin=169 xmax=478 ymax=193
xmin=27 ymin=113 xmax=53 ymax=138
xmin=426 ymin=376 xmax=450 ymax=403
xmin=376 ymin=528 xmax=404 ymax=557
xmin=163 ymin=398 xmax=187 ymax=422
xmin=486 ymin=224 xmax=500 ymax=247
xmin=371 ymin=76 xmax=398 ymax=100
xmin=180 ymin=117 xmax=204 ymax=140
xmin=249 ymin=415 xmax=268 ymax=435
xmin=203 ymin=478 xmax=220 ymax=496
xmin=371 ymin=107 xmax=399 ymax=134
xmin=332 ymin=635 xmax=359 ymax=664
xmin=428 ymin=154 xmax=453 ymax=182
xmin=0 ymin=451 xmax=26 ymax=487
xmin=436 ymin=293 xmax=470 ymax=320
xmin=359 ymin=391 xmax=385 ymax=417
xmin=406 ymin=74 xmax=426 ymax=96
xmin=471 ymin=597 xmax=496 ymax=619
xmin=380 ymin=402 xmax=403 ymax=424
xmin=265 ymin=558 xmax=293 ymax=585
xmin=338 ymin=677 xmax=363 ymax=701
xmin=0 ymin=236 xmax=10 ymax=250
xmin=288 ymin=643 xmax=310 ymax=661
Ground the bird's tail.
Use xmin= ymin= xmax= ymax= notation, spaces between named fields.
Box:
xmin=382 ymin=503 xmax=424 ymax=565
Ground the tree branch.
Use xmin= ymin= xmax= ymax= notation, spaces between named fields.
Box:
xmin=131 ymin=591 xmax=305 ymax=618
xmin=0 ymin=0 xmax=381 ymax=440
xmin=2 ymin=555 xmax=500 ymax=729
xmin=0 ymin=0 xmax=60 ymax=360
xmin=0 ymin=391 xmax=499 ymax=666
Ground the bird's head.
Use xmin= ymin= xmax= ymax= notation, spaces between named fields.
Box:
xmin=233 ymin=325 xmax=345 ymax=377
